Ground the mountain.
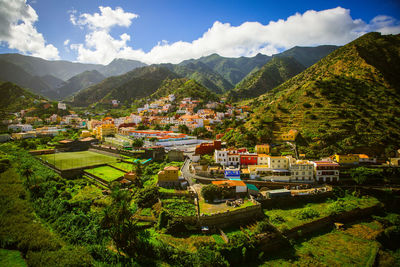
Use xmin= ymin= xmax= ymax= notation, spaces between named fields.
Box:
xmin=40 ymin=75 xmax=65 ymax=89
xmin=99 ymin=58 xmax=147 ymax=77
xmin=0 ymin=53 xmax=147 ymax=81
xmin=0 ymin=81 xmax=43 ymax=113
xmin=0 ymin=53 xmax=102 ymax=81
xmin=182 ymin=53 xmax=271 ymax=85
xmin=228 ymin=57 xmax=306 ymax=100
xmin=150 ymin=78 xmax=219 ymax=102
xmin=55 ymin=70 xmax=106 ymax=100
xmin=71 ymin=65 xmax=179 ymax=106
xmin=0 ymin=60 xmax=59 ymax=98
xmin=277 ymin=45 xmax=339 ymax=68
xmin=161 ymin=62 xmax=234 ymax=94
xmin=237 ymin=32 xmax=400 ymax=158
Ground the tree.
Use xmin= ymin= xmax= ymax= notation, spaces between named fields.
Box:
xmin=178 ymin=124 xmax=190 ymax=134
xmin=131 ymin=138 xmax=144 ymax=148
xmin=350 ymin=167 xmax=382 ymax=185
xmin=22 ymin=167 xmax=34 ymax=186
xmin=101 ymin=188 xmax=142 ymax=257
xmin=201 ymin=184 xmax=221 ymax=203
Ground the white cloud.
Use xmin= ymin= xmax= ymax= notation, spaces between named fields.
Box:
xmin=0 ymin=0 xmax=59 ymax=60
xmin=63 ymin=39 xmax=70 ymax=46
xmin=70 ymin=6 xmax=138 ymax=30
xmin=70 ymin=6 xmax=400 ymax=65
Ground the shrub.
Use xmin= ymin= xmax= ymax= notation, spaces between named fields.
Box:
xmin=269 ymin=215 xmax=285 ymax=224
xmin=254 ymin=221 xmax=276 ymax=234
xmin=134 ymin=186 xmax=159 ymax=208
xmin=297 ymin=208 xmax=320 ymax=220
xmin=201 ymin=184 xmax=221 ymax=203
xmin=302 ymin=103 xmax=312 ymax=108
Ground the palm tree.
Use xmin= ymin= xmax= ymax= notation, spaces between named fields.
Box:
xmin=22 ymin=167 xmax=34 ymax=186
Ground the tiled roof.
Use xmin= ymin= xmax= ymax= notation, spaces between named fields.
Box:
xmin=212 ymin=180 xmax=246 ymax=187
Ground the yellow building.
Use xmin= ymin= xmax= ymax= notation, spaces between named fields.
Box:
xmin=94 ymin=124 xmax=117 ymax=140
xmin=255 ymin=144 xmax=270 ymax=154
xmin=158 ymin=166 xmax=180 ymax=186
xmin=334 ymin=154 xmax=360 ymax=164
xmin=281 ymin=129 xmax=299 ymax=141
xmin=80 ymin=130 xmax=92 ymax=138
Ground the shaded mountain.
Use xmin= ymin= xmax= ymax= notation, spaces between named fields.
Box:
xmin=228 ymin=57 xmax=305 ymax=100
xmin=55 ymin=70 xmax=106 ymax=100
xmin=161 ymin=62 xmax=233 ymax=94
xmin=150 ymin=78 xmax=219 ymax=102
xmin=0 ymin=60 xmax=59 ymax=98
xmin=0 ymin=53 xmax=102 ymax=80
xmin=0 ymin=81 xmax=43 ymax=113
xmin=277 ymin=45 xmax=339 ymax=68
xmin=99 ymin=58 xmax=147 ymax=77
xmin=235 ymin=32 xmax=400 ymax=158
xmin=182 ymin=53 xmax=271 ymax=85
xmin=39 ymin=75 xmax=65 ymax=89
xmin=71 ymin=65 xmax=178 ymax=106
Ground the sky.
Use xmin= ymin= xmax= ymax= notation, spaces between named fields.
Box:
xmin=0 ymin=0 xmax=399 ymax=65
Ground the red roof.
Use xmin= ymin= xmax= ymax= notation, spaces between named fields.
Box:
xmin=212 ymin=180 xmax=246 ymax=187
xmin=164 ymin=166 xmax=180 ymax=171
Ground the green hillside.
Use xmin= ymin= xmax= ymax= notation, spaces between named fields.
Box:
xmin=71 ymin=65 xmax=178 ymax=106
xmin=228 ymin=57 xmax=305 ymax=100
xmin=277 ymin=45 xmax=339 ymax=67
xmin=150 ymin=78 xmax=219 ymax=103
xmin=0 ymin=82 xmax=43 ymax=113
xmin=162 ymin=62 xmax=234 ymax=94
xmin=56 ymin=70 xmax=105 ymax=100
xmin=228 ymin=32 xmax=400 ymax=158
xmin=183 ymin=53 xmax=271 ymax=85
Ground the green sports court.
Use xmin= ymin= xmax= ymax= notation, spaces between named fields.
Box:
xmin=38 ymin=151 xmax=119 ymax=170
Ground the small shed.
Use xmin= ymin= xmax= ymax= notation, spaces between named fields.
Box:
xmin=246 ymin=184 xmax=259 ymax=196
xmin=266 ymin=189 xmax=291 ymax=199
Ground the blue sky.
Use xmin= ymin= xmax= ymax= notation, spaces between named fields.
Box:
xmin=0 ymin=0 xmax=399 ymax=64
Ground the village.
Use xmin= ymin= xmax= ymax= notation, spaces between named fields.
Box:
xmin=1 ymin=94 xmax=399 ymax=235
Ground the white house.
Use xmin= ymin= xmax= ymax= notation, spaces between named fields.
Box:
xmin=8 ymin=124 xmax=33 ymax=132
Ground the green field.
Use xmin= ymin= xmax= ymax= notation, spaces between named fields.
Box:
xmin=109 ymin=162 xmax=134 ymax=172
xmin=85 ymin=166 xmax=125 ymax=182
xmin=263 ymin=222 xmax=381 ymax=266
xmin=264 ymin=195 xmax=379 ymax=231
xmin=0 ymin=249 xmax=27 ymax=267
xmin=38 ymin=151 xmax=119 ymax=170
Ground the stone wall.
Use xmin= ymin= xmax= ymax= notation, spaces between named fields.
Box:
xmin=259 ymin=191 xmax=334 ymax=209
xmin=284 ymin=204 xmax=381 ymax=239
xmin=199 ymin=203 xmax=263 ymax=228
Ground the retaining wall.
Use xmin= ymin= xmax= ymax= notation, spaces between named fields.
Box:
xmin=260 ymin=191 xmax=334 ymax=209
xmin=199 ymin=203 xmax=263 ymax=228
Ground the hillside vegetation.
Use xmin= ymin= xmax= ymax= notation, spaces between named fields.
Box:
xmin=162 ymin=62 xmax=234 ymax=94
xmin=71 ymin=66 xmax=178 ymax=106
xmin=228 ymin=32 xmax=400 ymax=157
xmin=150 ymin=78 xmax=219 ymax=103
xmin=229 ymin=56 xmax=305 ymax=100
xmin=0 ymin=82 xmax=43 ymax=113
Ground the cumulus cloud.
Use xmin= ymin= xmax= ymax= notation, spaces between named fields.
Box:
xmin=70 ymin=6 xmax=400 ymax=65
xmin=0 ymin=0 xmax=59 ymax=60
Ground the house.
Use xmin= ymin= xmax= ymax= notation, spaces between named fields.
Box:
xmin=195 ymin=140 xmax=221 ymax=155
xmin=280 ymin=129 xmax=299 ymax=141
xmin=313 ymin=161 xmax=339 ymax=182
xmin=11 ymin=132 xmax=36 ymax=139
xmin=240 ymin=154 xmax=258 ymax=166
xmin=168 ymin=149 xmax=184 ymax=162
xmin=212 ymin=180 xmax=247 ymax=194
xmin=257 ymin=154 xmax=269 ymax=165
xmin=224 ymin=166 xmax=241 ymax=179
xmin=247 ymin=165 xmax=270 ymax=179
xmin=158 ymin=166 xmax=180 ymax=187
xmin=8 ymin=124 xmax=33 ymax=132
xmin=289 ymin=159 xmax=314 ymax=182
xmin=255 ymin=144 xmax=270 ymax=154
xmin=334 ymin=154 xmax=359 ymax=165
xmin=93 ymin=124 xmax=117 ymax=140
xmin=124 ymin=172 xmax=137 ymax=182
xmin=58 ymin=102 xmax=67 ymax=110
xmin=357 ymin=154 xmax=377 ymax=164
xmin=268 ymin=156 xmax=289 ymax=169
xmin=80 ymin=130 xmax=92 ymax=138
